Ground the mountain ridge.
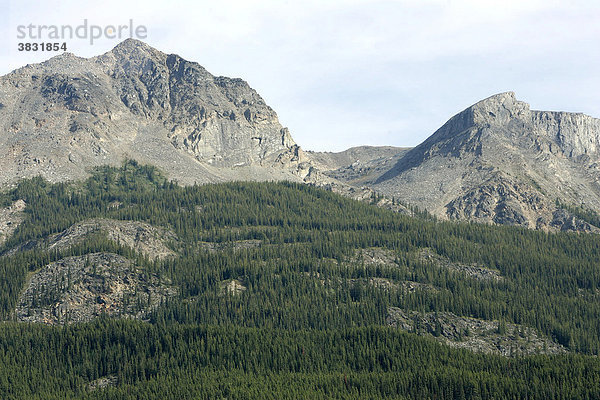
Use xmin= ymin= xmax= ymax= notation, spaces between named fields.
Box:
xmin=2 ymin=40 xmax=600 ymax=231
xmin=0 ymin=38 xmax=311 ymax=188
xmin=365 ymin=91 xmax=600 ymax=231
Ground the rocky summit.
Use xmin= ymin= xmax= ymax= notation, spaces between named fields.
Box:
xmin=0 ymin=39 xmax=316 ymax=187
xmin=1 ymin=41 xmax=600 ymax=232
xmin=320 ymin=92 xmax=600 ymax=232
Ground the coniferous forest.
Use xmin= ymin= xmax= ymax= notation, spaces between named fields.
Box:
xmin=1 ymin=161 xmax=600 ymax=399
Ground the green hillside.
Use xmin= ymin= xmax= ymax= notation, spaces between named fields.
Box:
xmin=1 ymin=161 xmax=600 ymax=399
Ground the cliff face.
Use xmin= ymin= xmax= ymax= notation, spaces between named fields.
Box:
xmin=370 ymin=92 xmax=600 ymax=231
xmin=0 ymin=39 xmax=302 ymax=186
xmin=95 ymin=40 xmax=296 ymax=167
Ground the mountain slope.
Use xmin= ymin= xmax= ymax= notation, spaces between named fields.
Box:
xmin=3 ymin=162 xmax=600 ymax=353
xmin=2 ymin=163 xmax=600 ymax=397
xmin=370 ymin=92 xmax=600 ymax=231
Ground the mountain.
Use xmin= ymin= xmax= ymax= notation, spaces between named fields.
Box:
xmin=2 ymin=41 xmax=600 ymax=396
xmin=329 ymin=92 xmax=600 ymax=232
xmin=2 ymin=41 xmax=600 ymax=232
xmin=0 ymin=39 xmax=318 ymax=187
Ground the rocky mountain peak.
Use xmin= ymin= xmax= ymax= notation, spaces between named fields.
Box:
xmin=470 ymin=91 xmax=531 ymax=125
xmin=0 ymin=40 xmax=307 ymax=187
xmin=426 ymin=92 xmax=531 ymax=145
xmin=95 ymin=38 xmax=168 ymax=74
xmin=369 ymin=92 xmax=600 ymax=232
xmin=381 ymin=91 xmax=599 ymax=178
xmin=111 ymin=38 xmax=157 ymax=53
xmin=375 ymin=93 xmax=526 ymax=177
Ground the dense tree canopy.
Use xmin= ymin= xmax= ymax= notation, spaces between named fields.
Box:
xmin=1 ymin=161 xmax=600 ymax=398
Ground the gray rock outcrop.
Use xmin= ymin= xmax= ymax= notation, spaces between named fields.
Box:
xmin=0 ymin=200 xmax=26 ymax=246
xmin=15 ymin=252 xmax=176 ymax=325
xmin=4 ymin=218 xmax=178 ymax=259
xmin=386 ymin=307 xmax=566 ymax=356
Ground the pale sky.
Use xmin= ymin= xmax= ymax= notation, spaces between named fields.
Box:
xmin=2 ymin=0 xmax=599 ymax=151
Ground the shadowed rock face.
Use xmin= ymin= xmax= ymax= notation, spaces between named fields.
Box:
xmin=369 ymin=92 xmax=600 ymax=231
xmin=0 ymin=39 xmax=301 ymax=186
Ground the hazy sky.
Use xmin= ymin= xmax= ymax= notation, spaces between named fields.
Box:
xmin=2 ymin=0 xmax=599 ymax=151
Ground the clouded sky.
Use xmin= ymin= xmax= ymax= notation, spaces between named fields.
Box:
xmin=2 ymin=0 xmax=599 ymax=151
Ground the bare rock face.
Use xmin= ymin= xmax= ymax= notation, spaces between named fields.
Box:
xmin=386 ymin=307 xmax=566 ymax=356
xmin=416 ymin=248 xmax=503 ymax=282
xmin=0 ymin=200 xmax=26 ymax=246
xmin=15 ymin=252 xmax=176 ymax=325
xmin=46 ymin=219 xmax=178 ymax=259
xmin=88 ymin=375 xmax=118 ymax=391
xmin=5 ymin=218 xmax=178 ymax=259
xmin=220 ymin=279 xmax=247 ymax=296
xmin=371 ymin=92 xmax=600 ymax=232
xmin=307 ymin=146 xmax=409 ymax=186
xmin=95 ymin=40 xmax=295 ymax=167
